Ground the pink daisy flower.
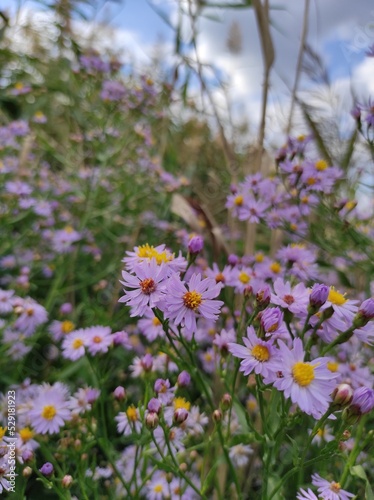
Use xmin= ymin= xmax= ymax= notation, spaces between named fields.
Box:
xmin=164 ymin=273 xmax=223 ymax=336
xmin=85 ymin=326 xmax=112 ymax=355
xmin=62 ymin=329 xmax=87 ymax=360
xmin=119 ymin=260 xmax=168 ymax=317
xmin=272 ymin=338 xmax=339 ymax=419
xmin=228 ymin=326 xmax=280 ymax=378
xmin=14 ymin=298 xmax=48 ymax=336
xmin=115 ymin=406 xmax=142 ymax=435
xmin=311 ymin=473 xmax=355 ymax=500
xmin=29 ymin=384 xmax=71 ymax=434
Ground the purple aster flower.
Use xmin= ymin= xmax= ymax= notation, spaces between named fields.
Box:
xmin=228 ymin=444 xmax=253 ymax=468
xmin=154 ymin=379 xmax=175 ymax=405
xmin=147 ymin=398 xmax=162 ymax=414
xmin=238 ymin=196 xmax=269 ymax=223
xmin=62 ymin=329 xmax=87 ymax=361
xmin=271 ymin=278 xmax=309 ymax=316
xmin=115 ymin=406 xmax=141 ymax=435
xmin=85 ymin=326 xmax=112 ymax=355
xmin=29 ymin=384 xmax=71 ymax=434
xmin=137 ymin=309 xmax=165 ymax=341
xmin=163 ymin=273 xmax=223 ymax=337
xmin=14 ymin=298 xmax=48 ymax=336
xmin=119 ymin=260 xmax=168 ymax=317
xmin=311 ymin=473 xmax=354 ymax=500
xmin=272 ymin=339 xmax=339 ymax=419
xmin=123 ymin=243 xmax=187 ymax=274
xmin=213 ymin=328 xmax=236 ymax=354
xmin=228 ymin=326 xmax=280 ymax=378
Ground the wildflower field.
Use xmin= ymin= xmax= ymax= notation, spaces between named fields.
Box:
xmin=0 ymin=1 xmax=373 ymax=499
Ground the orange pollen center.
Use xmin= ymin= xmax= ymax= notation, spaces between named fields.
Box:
xmin=307 ymin=177 xmax=316 ymax=185
xmin=42 ymin=405 xmax=57 ymax=420
xmin=152 ymin=317 xmax=161 ymax=326
xmin=26 ymin=308 xmax=34 ymax=316
xmin=251 ymin=344 xmax=270 ymax=362
xmin=140 ymin=278 xmax=156 ymax=295
xmin=234 ymin=195 xmax=243 ymax=206
xmin=93 ymin=336 xmax=102 ymax=343
xmin=183 ymin=291 xmax=202 ymax=310
xmin=215 ymin=273 xmax=225 ymax=283
xmin=330 ymin=482 xmax=341 ymax=493
xmin=61 ymin=320 xmax=74 ymax=334
xmin=20 ymin=427 xmax=34 ymax=442
xmin=126 ymin=406 xmax=138 ymax=422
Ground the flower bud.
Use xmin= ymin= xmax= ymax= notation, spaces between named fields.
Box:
xmin=350 ymin=386 xmax=374 ymax=415
xmin=212 ymin=409 xmax=222 ymax=422
xmin=59 ymin=302 xmax=73 ymax=315
xmin=228 ymin=254 xmax=239 ymax=266
xmin=174 ymin=408 xmax=189 ymax=424
xmin=353 ymin=298 xmax=374 ymax=328
xmin=243 ymin=286 xmax=253 ymax=298
xmin=220 ymin=393 xmax=232 ymax=411
xmin=22 ymin=449 xmax=34 ymax=463
xmin=177 ymin=371 xmax=191 ymax=387
xmin=23 ymin=466 xmax=32 ymax=478
xmin=113 ymin=386 xmax=126 ymax=401
xmin=331 ymin=383 xmax=354 ymax=408
xmin=256 ymin=286 xmax=271 ymax=310
xmin=62 ymin=475 xmax=73 ymax=489
xmin=40 ymin=462 xmax=54 ymax=476
xmin=147 ymin=398 xmax=162 ymax=414
xmin=341 ymin=430 xmax=351 ymax=441
xmin=145 ymin=411 xmax=159 ymax=430
xmin=188 ymin=236 xmax=204 ymax=255
xmin=309 ymin=284 xmax=329 ymax=311
xmin=141 ymin=353 xmax=153 ymax=372
xmin=321 ymin=306 xmax=334 ymax=321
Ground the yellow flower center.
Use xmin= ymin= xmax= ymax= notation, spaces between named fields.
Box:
xmin=251 ymin=344 xmax=270 ymax=362
xmin=137 ymin=244 xmax=172 ymax=265
xmin=15 ymin=82 xmax=24 ymax=90
xmin=152 ymin=317 xmax=161 ymax=326
xmin=270 ymin=262 xmax=281 ymax=274
xmin=64 ymin=226 xmax=74 ymax=233
xmin=290 ymin=223 xmax=298 ymax=231
xmin=330 ymin=482 xmax=341 ymax=493
xmin=327 ymin=361 xmax=339 ymax=372
xmin=72 ymin=338 xmax=84 ymax=349
xmin=42 ymin=405 xmax=57 ymax=420
xmin=255 ymin=253 xmax=264 ymax=263
xmin=328 ymin=287 xmax=347 ymax=306
xmin=61 ymin=320 xmax=74 ymax=334
xmin=0 ymin=427 xmax=7 ymax=439
xmin=306 ymin=177 xmax=316 ymax=185
xmin=173 ymin=397 xmax=191 ymax=411
xmin=93 ymin=336 xmax=102 ymax=343
xmin=19 ymin=427 xmax=34 ymax=442
xmin=301 ymin=196 xmax=309 ymax=204
xmin=315 ymin=159 xmax=328 ymax=171
xmin=239 ymin=271 xmax=250 ymax=284
xmin=234 ymin=195 xmax=243 ymax=206
xmin=154 ymin=485 xmax=163 ymax=493
xmin=317 ymin=428 xmax=325 ymax=437
xmin=126 ymin=406 xmax=138 ymax=422
xmin=344 ymin=201 xmax=356 ymax=211
xmin=292 ymin=362 xmax=315 ymax=387
xmin=34 ymin=111 xmax=45 ymax=118
xmin=183 ymin=291 xmax=202 ymax=310
xmin=204 ymin=352 xmax=213 ymax=362
xmin=297 ymin=135 xmax=306 ymax=142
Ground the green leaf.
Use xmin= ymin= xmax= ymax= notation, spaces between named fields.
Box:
xmin=351 ymin=465 xmax=374 ymax=500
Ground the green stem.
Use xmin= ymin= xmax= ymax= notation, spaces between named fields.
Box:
xmin=340 ymin=415 xmax=367 ymax=486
